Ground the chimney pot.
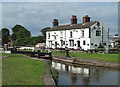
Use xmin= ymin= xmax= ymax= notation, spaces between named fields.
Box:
xmin=53 ymin=19 xmax=59 ymax=27
xmin=83 ymin=15 xmax=90 ymax=23
xmin=71 ymin=15 xmax=77 ymax=24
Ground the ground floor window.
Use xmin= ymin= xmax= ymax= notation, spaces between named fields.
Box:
xmin=49 ymin=41 xmax=52 ymax=48
xmin=83 ymin=40 xmax=86 ymax=45
xmin=63 ymin=41 xmax=65 ymax=45
xmin=61 ymin=40 xmax=63 ymax=47
xmin=69 ymin=40 xmax=74 ymax=47
xmin=77 ymin=41 xmax=80 ymax=47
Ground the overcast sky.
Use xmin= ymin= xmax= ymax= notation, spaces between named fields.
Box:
xmin=2 ymin=2 xmax=118 ymax=36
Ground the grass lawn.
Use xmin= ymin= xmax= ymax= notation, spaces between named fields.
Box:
xmin=2 ymin=53 xmax=46 ymax=85
xmin=52 ymin=51 xmax=119 ymax=63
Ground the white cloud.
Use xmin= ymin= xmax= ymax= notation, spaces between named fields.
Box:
xmin=2 ymin=2 xmax=118 ymax=36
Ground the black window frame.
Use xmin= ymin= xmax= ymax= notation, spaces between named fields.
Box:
xmin=70 ymin=31 xmax=73 ymax=38
xmin=96 ymin=30 xmax=101 ymax=36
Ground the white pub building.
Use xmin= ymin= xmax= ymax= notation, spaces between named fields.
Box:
xmin=46 ymin=15 xmax=109 ymax=51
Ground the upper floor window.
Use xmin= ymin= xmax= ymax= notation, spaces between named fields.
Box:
xmin=70 ymin=31 xmax=73 ymax=38
xmin=48 ymin=33 xmax=50 ymax=39
xmin=82 ymin=30 xmax=84 ymax=37
xmin=54 ymin=36 xmax=56 ymax=40
xmin=96 ymin=30 xmax=101 ymax=36
xmin=60 ymin=31 xmax=63 ymax=36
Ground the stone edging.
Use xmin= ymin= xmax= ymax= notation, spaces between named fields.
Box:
xmin=53 ymin=55 xmax=120 ymax=69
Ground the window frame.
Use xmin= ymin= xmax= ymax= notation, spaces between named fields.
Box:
xmin=83 ymin=40 xmax=86 ymax=45
xmin=70 ymin=31 xmax=73 ymax=38
xmin=96 ymin=30 xmax=101 ymax=36
xmin=81 ymin=30 xmax=84 ymax=37
xmin=48 ymin=33 xmax=50 ymax=39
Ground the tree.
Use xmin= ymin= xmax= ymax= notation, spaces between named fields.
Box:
xmin=11 ymin=24 xmax=31 ymax=41
xmin=1 ymin=28 xmax=10 ymax=45
xmin=41 ymin=27 xmax=50 ymax=42
xmin=16 ymin=27 xmax=31 ymax=39
xmin=11 ymin=24 xmax=31 ymax=46
xmin=23 ymin=35 xmax=43 ymax=45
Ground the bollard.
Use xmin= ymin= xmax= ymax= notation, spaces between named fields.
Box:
xmin=38 ymin=50 xmax=41 ymax=58
xmin=66 ymin=48 xmax=70 ymax=58
xmin=49 ymin=52 xmax=52 ymax=60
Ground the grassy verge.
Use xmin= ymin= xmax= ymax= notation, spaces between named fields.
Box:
xmin=2 ymin=53 xmax=46 ymax=85
xmin=52 ymin=51 xmax=118 ymax=63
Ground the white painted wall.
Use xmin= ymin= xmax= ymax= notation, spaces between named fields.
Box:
xmin=46 ymin=21 xmax=108 ymax=51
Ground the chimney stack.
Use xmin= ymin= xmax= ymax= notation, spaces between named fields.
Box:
xmin=83 ymin=15 xmax=90 ymax=23
xmin=71 ymin=15 xmax=77 ymax=24
xmin=53 ymin=19 xmax=59 ymax=27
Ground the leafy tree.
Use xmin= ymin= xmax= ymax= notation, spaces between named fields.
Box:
xmin=11 ymin=24 xmax=31 ymax=41
xmin=11 ymin=24 xmax=31 ymax=46
xmin=23 ymin=35 xmax=43 ymax=45
xmin=14 ymin=38 xmax=25 ymax=46
xmin=1 ymin=28 xmax=10 ymax=45
xmin=41 ymin=27 xmax=50 ymax=42
xmin=16 ymin=27 xmax=31 ymax=39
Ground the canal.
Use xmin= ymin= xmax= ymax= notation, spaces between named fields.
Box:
xmin=52 ymin=61 xmax=119 ymax=85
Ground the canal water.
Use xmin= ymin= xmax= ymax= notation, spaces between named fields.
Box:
xmin=52 ymin=61 xmax=119 ymax=85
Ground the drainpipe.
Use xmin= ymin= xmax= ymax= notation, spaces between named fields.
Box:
xmin=65 ymin=30 xmax=66 ymax=48
xmin=102 ymin=26 xmax=103 ymax=46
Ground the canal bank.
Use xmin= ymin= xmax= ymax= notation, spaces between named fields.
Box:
xmin=23 ymin=54 xmax=56 ymax=86
xmin=53 ymin=55 xmax=120 ymax=69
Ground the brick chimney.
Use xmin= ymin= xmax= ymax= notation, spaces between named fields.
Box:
xmin=53 ymin=19 xmax=59 ymax=27
xmin=71 ymin=15 xmax=77 ymax=24
xmin=83 ymin=15 xmax=90 ymax=23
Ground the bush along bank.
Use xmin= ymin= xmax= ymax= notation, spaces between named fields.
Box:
xmin=48 ymin=60 xmax=58 ymax=85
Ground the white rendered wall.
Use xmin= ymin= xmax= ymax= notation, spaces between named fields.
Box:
xmin=46 ymin=28 xmax=90 ymax=50
xmin=46 ymin=21 xmax=108 ymax=51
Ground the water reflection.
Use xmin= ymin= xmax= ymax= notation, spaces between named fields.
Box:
xmin=52 ymin=61 xmax=118 ymax=85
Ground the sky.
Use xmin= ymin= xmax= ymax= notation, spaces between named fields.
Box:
xmin=1 ymin=2 xmax=118 ymax=36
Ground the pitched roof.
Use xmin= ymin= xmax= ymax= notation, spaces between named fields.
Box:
xmin=47 ymin=21 xmax=98 ymax=31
